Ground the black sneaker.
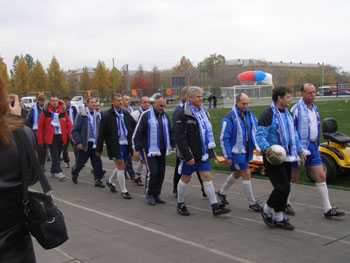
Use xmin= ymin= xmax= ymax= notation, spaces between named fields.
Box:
xmin=212 ymin=203 xmax=231 ymax=216
xmin=94 ymin=180 xmax=105 ymax=188
xmin=154 ymin=196 xmax=166 ymax=204
xmin=121 ymin=192 xmax=132 ymax=200
xmin=106 ymin=181 xmax=117 ymax=193
xmin=275 ymin=219 xmax=295 ymax=231
xmin=261 ymin=210 xmax=275 ymax=228
xmin=134 ymin=177 xmax=144 ymax=186
xmin=249 ymin=202 xmax=263 ymax=213
xmin=216 ymin=192 xmax=229 ymax=205
xmin=285 ymin=204 xmax=296 ymax=216
xmin=146 ymin=195 xmax=156 ymax=206
xmin=324 ymin=207 xmax=345 ymax=219
xmin=201 ymin=189 xmax=208 ymax=199
xmin=71 ymin=173 xmax=78 ymax=184
xmin=177 ymin=203 xmax=190 ymax=216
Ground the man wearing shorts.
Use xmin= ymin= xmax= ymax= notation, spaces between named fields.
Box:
xmin=97 ymin=93 xmax=136 ymax=199
xmin=218 ymin=93 xmax=262 ymax=212
xmin=289 ymin=83 xmax=345 ymax=218
xmin=173 ymin=86 xmax=230 ymax=216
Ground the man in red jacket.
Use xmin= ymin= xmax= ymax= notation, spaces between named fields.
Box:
xmin=37 ymin=95 xmax=72 ymax=181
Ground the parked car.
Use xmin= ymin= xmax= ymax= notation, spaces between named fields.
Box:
xmin=71 ymin=95 xmax=84 ymax=107
xmin=166 ymin=95 xmax=177 ymax=104
xmin=71 ymin=95 xmax=84 ymax=110
xmin=20 ymin=96 xmax=36 ymax=110
xmin=317 ymin=86 xmax=334 ymax=96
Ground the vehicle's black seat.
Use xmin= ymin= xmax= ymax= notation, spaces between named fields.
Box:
xmin=322 ymin=117 xmax=350 ymax=144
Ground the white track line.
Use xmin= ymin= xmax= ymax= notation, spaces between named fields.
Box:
xmin=70 ymin=178 xmax=350 ymax=246
xmin=83 ymin=164 xmax=350 ymax=214
xmin=54 ymin=196 xmax=255 ymax=263
xmin=54 ymin=247 xmax=75 ymax=261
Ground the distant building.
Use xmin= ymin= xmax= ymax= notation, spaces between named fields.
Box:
xmin=226 ymin=58 xmax=321 ymax=68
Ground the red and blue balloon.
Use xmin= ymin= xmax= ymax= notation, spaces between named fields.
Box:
xmin=237 ymin=71 xmax=272 ymax=85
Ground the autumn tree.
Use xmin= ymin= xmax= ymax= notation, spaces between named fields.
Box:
xmin=173 ymin=56 xmax=194 ymax=73
xmin=198 ymin=54 xmax=225 ymax=88
xmin=150 ymin=66 xmax=160 ymax=94
xmin=25 ymin=54 xmax=34 ymax=71
xmin=0 ymin=57 xmax=10 ymax=91
xmin=131 ymin=65 xmax=150 ymax=94
xmin=79 ymin=67 xmax=92 ymax=91
xmin=47 ymin=56 xmax=68 ymax=95
xmin=12 ymin=56 xmax=30 ymax=95
xmin=173 ymin=56 xmax=195 ymax=86
xmin=29 ymin=60 xmax=48 ymax=92
xmin=92 ymin=61 xmax=110 ymax=97
xmin=109 ymin=66 xmax=122 ymax=92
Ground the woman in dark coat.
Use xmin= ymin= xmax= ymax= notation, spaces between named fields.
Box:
xmin=0 ymin=79 xmax=50 ymax=263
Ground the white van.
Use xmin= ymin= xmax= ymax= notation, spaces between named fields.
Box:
xmin=20 ymin=96 xmax=36 ymax=110
xmin=71 ymin=96 xmax=84 ymax=111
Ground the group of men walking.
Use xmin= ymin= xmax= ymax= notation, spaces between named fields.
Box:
xmin=25 ymin=83 xmax=345 ymax=228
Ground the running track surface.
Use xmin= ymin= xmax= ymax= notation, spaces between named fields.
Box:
xmin=34 ymin=155 xmax=350 ymax=263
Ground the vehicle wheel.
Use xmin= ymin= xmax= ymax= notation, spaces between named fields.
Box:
xmin=320 ymin=153 xmax=338 ymax=183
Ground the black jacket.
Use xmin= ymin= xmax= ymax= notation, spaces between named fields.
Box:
xmin=96 ymin=107 xmax=136 ymax=160
xmin=72 ymin=107 xmax=101 ymax=151
xmin=133 ymin=108 xmax=173 ymax=155
xmin=173 ymin=103 xmax=214 ymax=162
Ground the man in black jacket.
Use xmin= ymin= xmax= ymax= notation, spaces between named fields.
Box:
xmin=173 ymin=86 xmax=230 ymax=216
xmin=172 ymin=87 xmax=206 ymax=198
xmin=71 ymin=97 xmax=105 ymax=187
xmin=97 ymin=93 xmax=136 ymax=199
xmin=133 ymin=94 xmax=173 ymax=205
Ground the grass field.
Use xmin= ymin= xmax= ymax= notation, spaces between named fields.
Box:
xmin=167 ymin=99 xmax=350 ymax=189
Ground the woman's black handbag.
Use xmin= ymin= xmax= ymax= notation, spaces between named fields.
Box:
xmin=14 ymin=128 xmax=68 ymax=249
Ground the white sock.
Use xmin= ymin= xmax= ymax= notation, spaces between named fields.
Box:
xmin=109 ymin=169 xmax=117 ymax=186
xmin=220 ymin=174 xmax=235 ymax=195
xmin=263 ymin=203 xmax=275 ymax=217
xmin=316 ymin=182 xmax=332 ymax=213
xmin=241 ymin=180 xmax=256 ymax=205
xmin=135 ymin=161 xmax=144 ymax=177
xmin=117 ymin=169 xmax=128 ymax=193
xmin=203 ymin=181 xmax=218 ymax=205
xmin=177 ymin=180 xmax=188 ymax=204
xmin=287 ymin=183 xmax=294 ymax=205
xmin=274 ymin=211 xmax=284 ymax=222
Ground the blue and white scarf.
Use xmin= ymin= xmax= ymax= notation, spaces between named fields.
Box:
xmin=190 ymin=103 xmax=216 ymax=161
xmin=68 ymin=106 xmax=76 ymax=124
xmin=294 ymin=98 xmax=320 ymax=148
xmin=32 ymin=104 xmax=39 ymax=130
xmin=87 ymin=110 xmax=97 ymax=147
xmin=147 ymin=107 xmax=172 ymax=157
xmin=271 ymin=102 xmax=298 ymax=161
xmin=51 ymin=112 xmax=62 ymax=135
xmin=231 ymin=106 xmax=259 ymax=154
xmin=115 ymin=109 xmax=128 ymax=145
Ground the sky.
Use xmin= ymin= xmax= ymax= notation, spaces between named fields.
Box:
xmin=1 ymin=0 xmax=349 ymax=71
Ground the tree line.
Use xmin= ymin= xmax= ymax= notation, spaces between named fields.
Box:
xmin=0 ymin=53 xmax=347 ymax=98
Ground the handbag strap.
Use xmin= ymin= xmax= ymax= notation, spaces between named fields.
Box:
xmin=12 ymin=129 xmax=32 ymax=206
xmin=13 ymin=128 xmax=51 ymax=206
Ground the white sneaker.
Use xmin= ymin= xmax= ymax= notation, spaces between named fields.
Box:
xmin=56 ymin=172 xmax=67 ymax=182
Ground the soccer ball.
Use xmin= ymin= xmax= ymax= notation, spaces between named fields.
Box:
xmin=266 ymin=145 xmax=287 ymax=165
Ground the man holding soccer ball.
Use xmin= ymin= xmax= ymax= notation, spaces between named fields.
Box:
xmin=256 ymin=86 xmax=306 ymax=230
